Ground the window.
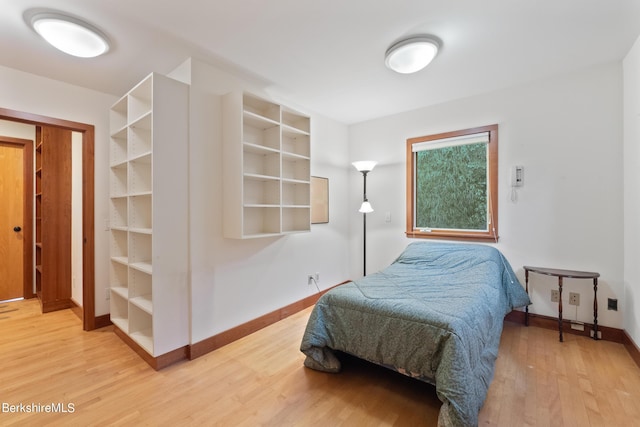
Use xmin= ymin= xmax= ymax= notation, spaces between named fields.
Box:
xmin=406 ymin=124 xmax=498 ymax=242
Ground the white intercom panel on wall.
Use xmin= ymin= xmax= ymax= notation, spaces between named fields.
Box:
xmin=511 ymin=165 xmax=524 ymax=187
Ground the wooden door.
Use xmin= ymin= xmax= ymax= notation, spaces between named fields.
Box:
xmin=0 ymin=143 xmax=24 ymax=301
xmin=39 ymin=126 xmax=73 ymax=312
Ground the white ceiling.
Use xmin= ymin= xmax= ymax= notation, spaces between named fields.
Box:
xmin=2 ymin=0 xmax=640 ymax=124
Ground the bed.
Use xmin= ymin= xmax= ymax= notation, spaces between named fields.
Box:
xmin=300 ymin=241 xmax=531 ymax=427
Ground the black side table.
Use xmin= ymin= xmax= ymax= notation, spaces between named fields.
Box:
xmin=524 ymin=266 xmax=600 ymax=342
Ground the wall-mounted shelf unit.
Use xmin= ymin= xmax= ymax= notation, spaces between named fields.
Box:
xmin=108 ymin=72 xmax=189 ymax=367
xmin=222 ymin=92 xmax=311 ymax=239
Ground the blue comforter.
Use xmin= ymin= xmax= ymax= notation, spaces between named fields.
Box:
xmin=300 ymin=242 xmax=530 ymax=427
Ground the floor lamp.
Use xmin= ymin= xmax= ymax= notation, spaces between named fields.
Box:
xmin=352 ymin=161 xmax=377 ymax=276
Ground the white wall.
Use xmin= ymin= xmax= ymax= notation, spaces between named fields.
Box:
xmin=170 ymin=59 xmax=351 ymax=344
xmin=0 ymin=65 xmax=117 ymax=315
xmin=0 ymin=120 xmax=34 ymax=140
xmin=349 ymin=63 xmax=624 ymax=329
xmin=624 ymin=35 xmax=640 ymax=345
xmin=1 ymin=54 xmax=631 ymax=341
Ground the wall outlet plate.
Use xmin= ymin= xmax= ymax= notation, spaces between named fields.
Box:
xmin=569 ymin=292 xmax=580 ymax=306
xmin=551 ymin=289 xmax=560 ymax=302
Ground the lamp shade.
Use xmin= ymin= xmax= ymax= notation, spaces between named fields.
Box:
xmin=385 ymin=36 xmax=439 ymax=74
xmin=352 ymin=161 xmax=377 ymax=172
xmin=30 ymin=12 xmax=110 ymax=58
xmin=359 ymin=201 xmax=374 ymax=213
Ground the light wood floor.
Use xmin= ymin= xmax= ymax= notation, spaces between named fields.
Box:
xmin=1 ymin=299 xmax=640 ymax=426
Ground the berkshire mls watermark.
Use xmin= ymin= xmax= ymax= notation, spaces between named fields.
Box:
xmin=2 ymin=402 xmax=75 ymax=414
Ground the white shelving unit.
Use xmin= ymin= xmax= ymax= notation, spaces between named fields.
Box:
xmin=108 ymin=72 xmax=189 ymax=360
xmin=223 ymin=92 xmax=311 ymax=238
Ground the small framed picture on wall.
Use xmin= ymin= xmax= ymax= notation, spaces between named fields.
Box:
xmin=311 ymin=176 xmax=329 ymax=224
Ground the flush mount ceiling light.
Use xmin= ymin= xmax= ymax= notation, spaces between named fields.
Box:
xmin=385 ymin=36 xmax=439 ymax=74
xmin=28 ymin=12 xmax=110 ymax=58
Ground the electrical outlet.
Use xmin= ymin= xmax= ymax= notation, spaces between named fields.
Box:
xmin=551 ymin=289 xmax=560 ymax=302
xmin=314 ymin=272 xmax=319 ymax=282
xmin=569 ymin=292 xmax=580 ymax=306
xmin=307 ymin=275 xmax=314 ymax=285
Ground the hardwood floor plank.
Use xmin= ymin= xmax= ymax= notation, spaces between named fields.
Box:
xmin=2 ymin=299 xmax=640 ymax=426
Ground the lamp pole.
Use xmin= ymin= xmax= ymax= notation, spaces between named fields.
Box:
xmin=352 ymin=160 xmax=376 ymax=277
xmin=362 ymin=170 xmax=369 ymax=276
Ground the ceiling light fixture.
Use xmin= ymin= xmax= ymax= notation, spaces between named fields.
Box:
xmin=385 ymin=36 xmax=439 ymax=74
xmin=28 ymin=12 xmax=110 ymax=58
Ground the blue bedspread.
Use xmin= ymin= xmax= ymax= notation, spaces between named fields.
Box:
xmin=300 ymin=242 xmax=530 ymax=427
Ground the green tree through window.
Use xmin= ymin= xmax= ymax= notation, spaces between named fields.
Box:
xmin=406 ymin=124 xmax=498 ymax=241
xmin=416 ymin=142 xmax=487 ymax=230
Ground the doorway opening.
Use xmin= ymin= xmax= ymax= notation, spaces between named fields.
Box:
xmin=0 ymin=107 xmax=96 ymax=331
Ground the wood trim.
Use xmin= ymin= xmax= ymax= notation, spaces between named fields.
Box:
xmin=41 ymin=298 xmax=75 ymax=313
xmin=0 ymin=108 xmax=94 ymax=133
xmin=0 ymin=136 xmax=34 ymax=300
xmin=404 ymin=230 xmax=498 ymax=242
xmin=623 ymin=331 xmax=640 ymax=370
xmin=405 ymin=124 xmax=499 ymax=242
xmin=405 ymin=135 xmax=413 ymax=237
xmin=82 ymin=126 xmax=95 ymax=330
xmin=114 ymin=326 xmax=189 ymax=370
xmin=0 ymin=108 xmax=96 ymax=330
xmin=189 ymin=281 xmax=349 ymax=360
xmin=94 ymin=314 xmax=112 ymax=330
xmin=505 ymin=310 xmax=626 ymax=343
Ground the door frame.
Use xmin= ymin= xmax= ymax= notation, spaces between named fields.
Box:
xmin=0 ymin=137 xmax=33 ymax=301
xmin=0 ymin=108 xmax=96 ymax=331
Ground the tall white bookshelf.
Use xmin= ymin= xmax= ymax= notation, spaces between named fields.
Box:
xmin=222 ymin=92 xmax=311 ymax=238
xmin=109 ymin=72 xmax=189 ymax=362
